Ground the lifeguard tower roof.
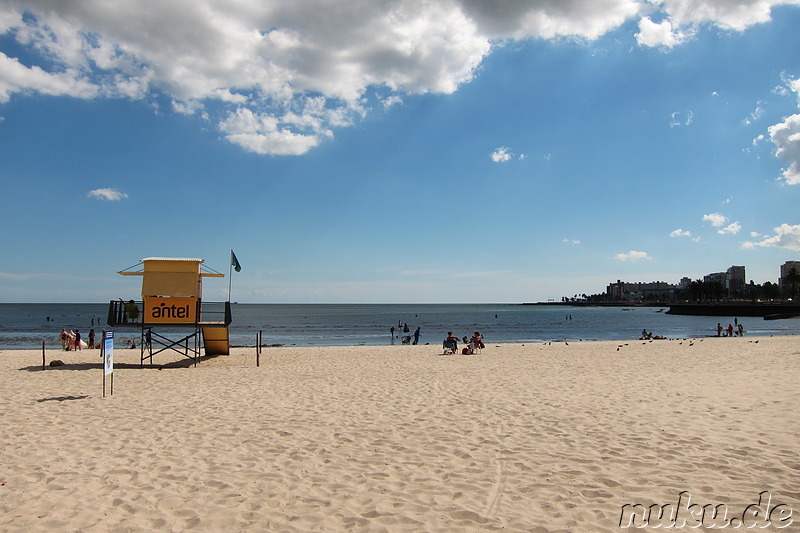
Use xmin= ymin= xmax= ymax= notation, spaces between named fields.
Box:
xmin=118 ymin=257 xmax=224 ymax=298
xmin=141 ymin=257 xmax=204 ymax=262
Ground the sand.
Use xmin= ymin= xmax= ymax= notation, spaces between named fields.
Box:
xmin=0 ymin=336 xmax=798 ymax=532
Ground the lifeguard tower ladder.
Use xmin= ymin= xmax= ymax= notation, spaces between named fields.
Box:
xmin=107 ymin=257 xmax=232 ymax=366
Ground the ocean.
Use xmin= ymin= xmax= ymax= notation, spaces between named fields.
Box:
xmin=0 ymin=303 xmax=798 ymax=350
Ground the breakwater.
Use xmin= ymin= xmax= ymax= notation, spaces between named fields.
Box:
xmin=666 ymin=303 xmax=800 ymax=318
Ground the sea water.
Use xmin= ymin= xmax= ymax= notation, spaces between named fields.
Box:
xmin=0 ymin=303 xmax=798 ymax=350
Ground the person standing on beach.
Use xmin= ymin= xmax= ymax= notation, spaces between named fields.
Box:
xmin=74 ymin=330 xmax=82 ymax=351
xmin=88 ymin=329 xmax=95 ymax=349
xmin=60 ymin=329 xmax=69 ymax=350
xmin=413 ymin=327 xmax=421 ymax=345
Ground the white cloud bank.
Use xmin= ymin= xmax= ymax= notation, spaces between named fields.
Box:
xmin=1 ymin=0 xmax=799 ymax=155
xmin=768 ymin=113 xmax=800 ymax=185
xmin=743 ymin=223 xmax=800 ymax=250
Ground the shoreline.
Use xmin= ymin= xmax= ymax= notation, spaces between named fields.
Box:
xmin=2 ymin=336 xmax=798 ymax=531
xmin=4 ymin=328 xmax=798 ymax=352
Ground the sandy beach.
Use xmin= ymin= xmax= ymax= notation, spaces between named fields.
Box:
xmin=1 ymin=336 xmax=798 ymax=532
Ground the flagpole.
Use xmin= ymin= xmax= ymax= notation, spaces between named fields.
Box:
xmin=228 ymin=250 xmax=233 ymax=302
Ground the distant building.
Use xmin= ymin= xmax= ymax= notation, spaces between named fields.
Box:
xmin=726 ymin=265 xmax=746 ymax=297
xmin=606 ymin=280 xmax=677 ymax=302
xmin=779 ymin=261 xmax=800 ymax=288
xmin=703 ymin=272 xmax=726 ymax=285
xmin=701 ymin=266 xmax=746 ymax=298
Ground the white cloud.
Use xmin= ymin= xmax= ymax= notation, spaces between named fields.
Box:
xmin=768 ymin=114 xmax=800 ymax=185
xmin=718 ymin=221 xmax=742 ymax=235
xmin=702 ymin=212 xmax=728 ymax=227
xmin=490 ymin=146 xmax=512 ymax=163
xmin=562 ymin=238 xmax=582 ymax=245
xmin=744 ymin=101 xmax=765 ymax=125
xmin=0 ymin=52 xmax=98 ymax=103
xmin=219 ymin=107 xmax=322 ymax=156
xmin=669 ymin=110 xmax=694 ymax=127
xmin=2 ymin=0 xmax=798 ymax=154
xmin=657 ymin=0 xmax=786 ymax=31
xmin=742 ymin=223 xmax=800 ymax=250
xmin=670 ymin=228 xmax=692 ymax=237
xmin=635 ymin=17 xmax=687 ymax=48
xmin=380 ymin=95 xmax=404 ymax=110
xmin=87 ymin=188 xmax=128 ymax=201
xmin=615 ymin=250 xmax=651 ymax=262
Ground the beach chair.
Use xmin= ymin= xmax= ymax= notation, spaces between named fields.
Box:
xmin=442 ymin=340 xmax=457 ymax=355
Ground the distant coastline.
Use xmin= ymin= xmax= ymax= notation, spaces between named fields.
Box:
xmin=524 ymin=300 xmax=800 ymax=318
xmin=665 ymin=302 xmax=800 ymax=318
xmin=521 ymin=302 xmax=662 ymax=308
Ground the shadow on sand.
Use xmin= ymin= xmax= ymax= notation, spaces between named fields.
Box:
xmin=20 ymin=354 xmax=223 ymax=373
xmin=36 ymin=395 xmax=90 ymax=403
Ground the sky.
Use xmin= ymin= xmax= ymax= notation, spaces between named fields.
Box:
xmin=1 ymin=0 xmax=800 ymax=304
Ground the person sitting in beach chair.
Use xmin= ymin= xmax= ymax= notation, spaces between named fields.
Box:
xmin=469 ymin=331 xmax=484 ymax=353
xmin=442 ymin=332 xmax=458 ymax=354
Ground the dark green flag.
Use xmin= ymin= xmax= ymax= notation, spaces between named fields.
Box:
xmin=231 ymin=250 xmax=241 ymax=272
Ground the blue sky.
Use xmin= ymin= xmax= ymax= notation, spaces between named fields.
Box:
xmin=1 ymin=0 xmax=800 ymax=303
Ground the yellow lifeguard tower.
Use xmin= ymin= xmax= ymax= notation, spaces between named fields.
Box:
xmin=108 ymin=257 xmax=231 ymax=366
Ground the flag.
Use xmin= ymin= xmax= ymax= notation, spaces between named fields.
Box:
xmin=231 ymin=250 xmax=241 ymax=272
